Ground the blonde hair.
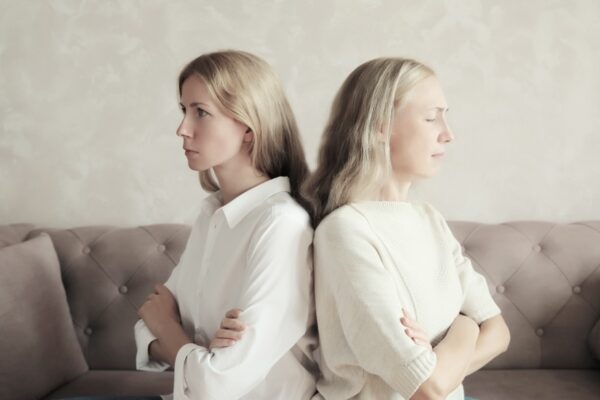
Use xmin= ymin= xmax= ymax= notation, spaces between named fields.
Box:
xmin=305 ymin=57 xmax=435 ymax=225
xmin=178 ymin=50 xmax=312 ymax=219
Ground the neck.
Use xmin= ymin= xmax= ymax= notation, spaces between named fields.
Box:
xmin=377 ymin=176 xmax=412 ymax=202
xmin=213 ymin=154 xmax=269 ymax=205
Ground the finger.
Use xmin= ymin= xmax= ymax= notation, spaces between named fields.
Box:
xmin=413 ymin=337 xmax=433 ymax=350
xmin=221 ymin=318 xmax=247 ymax=331
xmin=404 ymin=326 xmax=429 ymax=341
xmin=406 ymin=329 xmax=431 ymax=347
xmin=225 ymin=308 xmax=242 ymax=318
xmin=402 ymin=307 xmax=414 ymax=320
xmin=400 ymin=316 xmax=415 ymax=329
xmin=410 ymin=331 xmax=431 ymax=345
xmin=214 ymin=328 xmax=243 ymax=341
xmin=210 ymin=338 xmax=236 ymax=349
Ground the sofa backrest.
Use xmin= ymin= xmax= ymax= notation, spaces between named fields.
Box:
xmin=449 ymin=220 xmax=600 ymax=369
xmin=1 ymin=221 xmax=599 ymax=370
xmin=11 ymin=224 xmax=191 ymax=370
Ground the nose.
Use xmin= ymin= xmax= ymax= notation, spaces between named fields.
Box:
xmin=440 ymin=119 xmax=454 ymax=143
xmin=176 ymin=117 xmax=192 ymax=138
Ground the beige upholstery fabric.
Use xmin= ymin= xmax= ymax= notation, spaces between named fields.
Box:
xmin=0 ymin=233 xmax=88 ymax=400
xmin=590 ymin=319 xmax=600 ymax=361
xmin=448 ymin=221 xmax=600 ymax=370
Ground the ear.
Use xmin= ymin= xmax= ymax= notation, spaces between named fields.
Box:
xmin=243 ymin=127 xmax=253 ymax=142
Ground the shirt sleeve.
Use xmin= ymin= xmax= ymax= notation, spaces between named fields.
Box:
xmin=313 ymin=211 xmax=437 ymax=400
xmin=134 ymin=247 xmax=185 ymax=372
xmin=427 ymin=203 xmax=502 ymax=324
xmin=172 ymin=211 xmax=314 ymax=400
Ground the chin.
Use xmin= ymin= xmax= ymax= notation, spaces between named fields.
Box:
xmin=187 ymin=161 xmax=212 ymax=172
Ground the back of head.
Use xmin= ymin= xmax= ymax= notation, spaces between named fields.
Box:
xmin=178 ymin=50 xmax=312 ymax=220
xmin=305 ymin=57 xmax=435 ymax=225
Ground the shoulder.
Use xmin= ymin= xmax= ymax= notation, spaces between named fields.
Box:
xmin=254 ymin=192 xmax=313 ymax=235
xmin=314 ymin=204 xmax=373 ymax=244
xmin=418 ymin=201 xmax=452 ymax=237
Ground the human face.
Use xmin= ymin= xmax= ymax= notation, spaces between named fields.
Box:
xmin=388 ymin=75 xmax=454 ymax=180
xmin=176 ymin=75 xmax=250 ymax=171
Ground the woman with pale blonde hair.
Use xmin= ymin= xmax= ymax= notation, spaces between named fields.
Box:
xmin=306 ymin=58 xmax=511 ymax=400
xmin=127 ymin=50 xmax=319 ymax=400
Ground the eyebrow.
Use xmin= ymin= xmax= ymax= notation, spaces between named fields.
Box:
xmin=179 ymin=101 xmax=210 ymax=108
xmin=429 ymin=106 xmax=449 ymax=112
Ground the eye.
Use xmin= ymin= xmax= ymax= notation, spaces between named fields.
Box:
xmin=196 ymin=107 xmax=209 ymax=118
xmin=425 ymin=118 xmax=436 ymax=122
xmin=179 ymin=106 xmax=185 ymax=114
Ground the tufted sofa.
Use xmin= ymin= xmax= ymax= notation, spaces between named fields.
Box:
xmin=1 ymin=220 xmax=599 ymax=400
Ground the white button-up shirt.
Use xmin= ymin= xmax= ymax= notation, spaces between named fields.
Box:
xmin=134 ymin=176 xmax=318 ymax=400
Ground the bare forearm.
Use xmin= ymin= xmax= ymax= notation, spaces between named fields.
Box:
xmin=159 ymin=324 xmax=193 ymax=365
xmin=464 ymin=315 xmax=511 ymax=376
xmin=411 ymin=315 xmax=479 ymax=399
xmin=147 ymin=321 xmax=193 ymax=366
xmin=149 ymin=338 xmax=171 ymax=365
xmin=431 ymin=317 xmax=479 ymax=392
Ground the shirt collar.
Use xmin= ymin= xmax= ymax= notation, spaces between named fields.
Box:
xmin=199 ymin=176 xmax=291 ymax=228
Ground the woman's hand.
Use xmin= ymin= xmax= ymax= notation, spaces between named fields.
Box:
xmin=400 ymin=308 xmax=432 ymax=351
xmin=137 ymin=283 xmax=182 ymax=338
xmin=209 ymin=308 xmax=247 ymax=350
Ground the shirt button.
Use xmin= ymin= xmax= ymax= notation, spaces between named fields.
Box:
xmin=536 ymin=328 xmax=544 ymax=337
xmin=158 ymin=244 xmax=166 ymax=252
xmin=82 ymin=246 xmax=91 ymax=255
xmin=573 ymin=286 xmax=582 ymax=294
xmin=84 ymin=327 xmax=93 ymax=336
xmin=119 ymin=285 xmax=128 ymax=294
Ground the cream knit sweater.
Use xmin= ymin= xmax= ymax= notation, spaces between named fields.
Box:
xmin=312 ymin=200 xmax=501 ymax=400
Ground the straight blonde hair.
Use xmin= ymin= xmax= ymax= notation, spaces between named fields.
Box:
xmin=305 ymin=57 xmax=435 ymax=225
xmin=178 ymin=50 xmax=313 ymax=220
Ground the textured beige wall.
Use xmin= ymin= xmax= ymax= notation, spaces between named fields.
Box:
xmin=1 ymin=0 xmax=598 ymax=227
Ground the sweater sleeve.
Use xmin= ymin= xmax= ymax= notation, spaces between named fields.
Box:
xmin=314 ymin=211 xmax=437 ymax=399
xmin=427 ymin=204 xmax=501 ymax=324
xmin=172 ymin=211 xmax=314 ymax=400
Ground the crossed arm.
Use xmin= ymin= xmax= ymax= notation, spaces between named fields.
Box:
xmin=410 ymin=313 xmax=510 ymax=400
xmin=210 ymin=307 xmax=510 ymax=400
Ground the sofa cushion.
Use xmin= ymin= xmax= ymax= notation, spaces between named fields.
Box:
xmin=463 ymin=369 xmax=600 ymax=400
xmin=42 ymin=370 xmax=173 ymax=399
xmin=590 ymin=319 xmax=600 ymax=360
xmin=0 ymin=233 xmax=88 ymax=400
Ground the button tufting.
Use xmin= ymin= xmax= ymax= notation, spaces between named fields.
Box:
xmin=536 ymin=328 xmax=544 ymax=337
xmin=119 ymin=285 xmax=128 ymax=294
xmin=84 ymin=327 xmax=93 ymax=336
xmin=82 ymin=246 xmax=91 ymax=255
xmin=533 ymin=244 xmax=542 ymax=252
xmin=497 ymin=285 xmax=506 ymax=294
xmin=158 ymin=244 xmax=166 ymax=252
xmin=573 ymin=286 xmax=582 ymax=294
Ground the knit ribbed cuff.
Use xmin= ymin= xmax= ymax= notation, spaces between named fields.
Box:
xmin=393 ymin=348 xmax=437 ymax=399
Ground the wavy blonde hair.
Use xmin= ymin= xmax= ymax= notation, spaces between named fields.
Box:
xmin=305 ymin=57 xmax=435 ymax=225
xmin=178 ymin=50 xmax=312 ymax=219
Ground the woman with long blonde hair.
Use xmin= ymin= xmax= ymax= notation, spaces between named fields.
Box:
xmin=306 ymin=57 xmax=511 ymax=400
xmin=128 ymin=50 xmax=318 ymax=400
